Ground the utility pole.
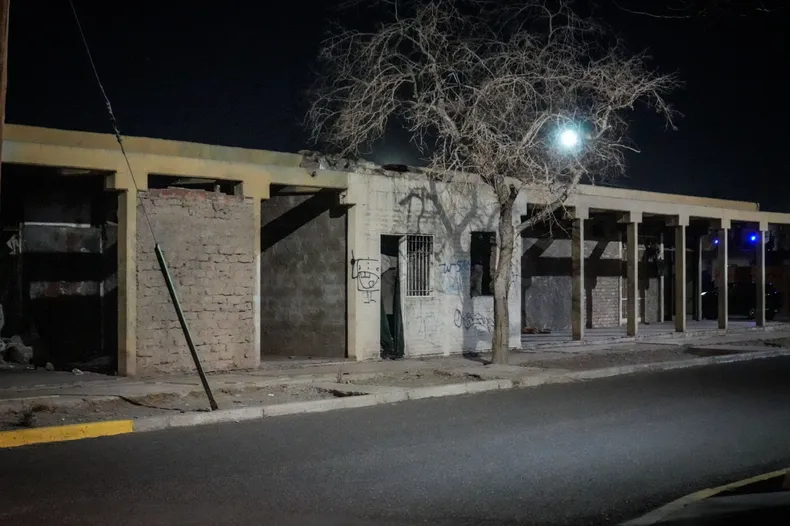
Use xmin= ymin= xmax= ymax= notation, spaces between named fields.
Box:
xmin=0 ymin=0 xmax=9 ymax=211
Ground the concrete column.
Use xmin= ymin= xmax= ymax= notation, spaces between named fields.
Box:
xmin=346 ymin=203 xmax=359 ymax=360
xmin=117 ymin=189 xmax=138 ymax=376
xmin=658 ymin=232 xmax=665 ymax=323
xmin=626 ymin=221 xmax=639 ymax=337
xmin=694 ymin=235 xmax=703 ymax=321
xmin=674 ymin=225 xmax=687 ymax=332
xmin=571 ymin=218 xmax=585 ymax=341
xmin=717 ymin=227 xmax=729 ymax=330
xmin=756 ymin=228 xmax=767 ymax=327
xmin=252 ymin=201 xmax=262 ymax=367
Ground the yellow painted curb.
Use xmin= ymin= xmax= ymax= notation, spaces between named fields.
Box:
xmin=0 ymin=420 xmax=135 ymax=449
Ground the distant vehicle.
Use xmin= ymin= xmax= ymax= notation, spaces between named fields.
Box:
xmin=701 ymin=282 xmax=781 ymax=321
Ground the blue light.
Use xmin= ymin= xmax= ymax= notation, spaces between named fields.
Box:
xmin=713 ymin=238 xmax=719 ymax=245
xmin=749 ymin=234 xmax=758 ymax=243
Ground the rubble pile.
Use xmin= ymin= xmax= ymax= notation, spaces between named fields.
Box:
xmin=0 ymin=305 xmax=34 ymax=366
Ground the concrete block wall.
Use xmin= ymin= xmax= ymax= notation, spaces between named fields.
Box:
xmin=522 ymin=225 xmax=623 ymax=330
xmin=259 ymin=193 xmax=347 ymax=358
xmin=136 ymin=188 xmax=257 ymax=375
xmin=347 ymin=172 xmax=523 ymax=360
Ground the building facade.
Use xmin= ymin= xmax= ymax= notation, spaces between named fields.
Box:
xmin=1 ymin=124 xmax=788 ymax=376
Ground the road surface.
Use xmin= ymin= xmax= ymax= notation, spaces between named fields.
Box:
xmin=2 ymin=358 xmax=790 ymax=525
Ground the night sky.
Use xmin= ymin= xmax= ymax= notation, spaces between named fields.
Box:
xmin=7 ymin=1 xmax=789 ymax=210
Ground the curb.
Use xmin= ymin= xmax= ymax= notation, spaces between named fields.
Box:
xmin=0 ymin=420 xmax=134 ymax=449
xmin=2 ymin=349 xmax=787 ymax=449
xmin=622 ymin=468 xmax=790 ymax=525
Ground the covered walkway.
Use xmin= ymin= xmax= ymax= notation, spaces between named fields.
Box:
xmin=521 ymin=319 xmax=790 ymax=349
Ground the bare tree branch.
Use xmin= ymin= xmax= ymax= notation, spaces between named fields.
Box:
xmin=611 ymin=0 xmax=785 ymax=19
xmin=306 ymin=0 xmax=679 ymax=363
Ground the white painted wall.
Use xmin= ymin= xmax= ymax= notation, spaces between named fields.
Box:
xmin=346 ymin=171 xmax=524 ymax=361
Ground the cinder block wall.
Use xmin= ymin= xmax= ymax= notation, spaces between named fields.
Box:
xmin=522 ymin=226 xmax=662 ymax=330
xmin=136 ymin=188 xmax=257 ymax=374
xmin=259 ymin=193 xmax=347 ymax=358
xmin=522 ymin=226 xmax=623 ymax=330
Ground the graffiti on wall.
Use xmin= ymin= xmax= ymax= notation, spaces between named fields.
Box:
xmin=414 ymin=309 xmax=441 ymax=349
xmin=351 ymin=253 xmax=380 ymax=304
xmin=453 ymin=309 xmax=494 ymax=332
xmin=438 ymin=259 xmax=470 ymax=295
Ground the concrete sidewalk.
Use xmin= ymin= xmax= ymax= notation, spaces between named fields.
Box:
xmin=1 ymin=330 xmax=789 ymax=447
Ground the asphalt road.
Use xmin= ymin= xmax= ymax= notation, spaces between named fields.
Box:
xmin=2 ymin=358 xmax=790 ymax=526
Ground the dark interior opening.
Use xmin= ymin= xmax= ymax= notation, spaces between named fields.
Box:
xmin=148 ymin=174 xmax=240 ymax=195
xmin=0 ymin=164 xmax=118 ymax=373
xmin=470 ymin=231 xmax=495 ymax=297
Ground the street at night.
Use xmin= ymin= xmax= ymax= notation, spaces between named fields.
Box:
xmin=2 ymin=358 xmax=789 ymax=525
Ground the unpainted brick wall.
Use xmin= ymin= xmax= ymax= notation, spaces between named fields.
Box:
xmin=136 ymin=188 xmax=256 ymax=375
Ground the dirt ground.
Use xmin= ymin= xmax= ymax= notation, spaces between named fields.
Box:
xmin=348 ymin=370 xmax=484 ymax=388
xmin=0 ymin=383 xmax=333 ymax=431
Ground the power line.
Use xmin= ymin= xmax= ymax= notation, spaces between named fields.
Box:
xmin=68 ymin=0 xmax=218 ymax=409
xmin=68 ymin=0 xmax=158 ymax=245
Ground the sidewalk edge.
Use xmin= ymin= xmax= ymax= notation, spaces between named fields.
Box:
xmin=2 ymin=348 xmax=788 ymax=448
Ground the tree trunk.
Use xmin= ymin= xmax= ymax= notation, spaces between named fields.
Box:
xmin=491 ymin=197 xmax=515 ymax=364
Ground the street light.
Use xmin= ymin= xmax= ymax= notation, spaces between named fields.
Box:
xmin=559 ymin=128 xmax=580 ymax=149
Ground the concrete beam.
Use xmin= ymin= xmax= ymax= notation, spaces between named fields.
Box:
xmin=571 ymin=218 xmax=585 ymax=341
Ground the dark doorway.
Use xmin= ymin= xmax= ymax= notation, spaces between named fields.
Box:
xmin=0 ymin=165 xmax=118 ymax=373
xmin=380 ymin=235 xmax=404 ymax=359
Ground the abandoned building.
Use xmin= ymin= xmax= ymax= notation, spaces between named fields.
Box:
xmin=1 ymin=124 xmax=789 ymax=376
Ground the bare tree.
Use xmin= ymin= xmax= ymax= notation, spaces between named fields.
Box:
xmin=307 ymin=0 xmax=678 ymax=364
xmin=611 ymin=0 xmax=784 ymax=18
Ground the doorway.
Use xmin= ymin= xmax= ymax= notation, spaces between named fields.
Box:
xmin=380 ymin=235 xmax=403 ymax=359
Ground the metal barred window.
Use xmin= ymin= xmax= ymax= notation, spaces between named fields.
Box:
xmin=406 ymin=234 xmax=433 ymax=297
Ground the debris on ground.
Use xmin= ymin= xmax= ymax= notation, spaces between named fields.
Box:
xmin=0 ymin=335 xmax=34 ymax=365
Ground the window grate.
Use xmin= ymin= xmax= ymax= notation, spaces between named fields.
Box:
xmin=406 ymin=234 xmax=433 ymax=297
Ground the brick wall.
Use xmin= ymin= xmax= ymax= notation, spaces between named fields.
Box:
xmin=259 ymin=193 xmax=347 ymax=358
xmin=136 ymin=188 xmax=256 ymax=375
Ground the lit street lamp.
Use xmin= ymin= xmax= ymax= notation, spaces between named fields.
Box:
xmin=558 ymin=128 xmax=580 ymax=150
